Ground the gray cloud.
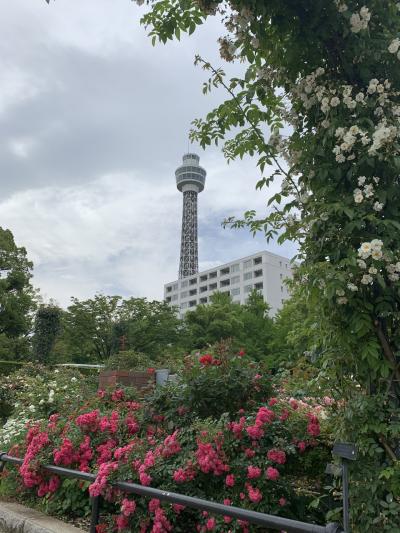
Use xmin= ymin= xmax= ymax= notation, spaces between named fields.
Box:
xmin=0 ymin=0 xmax=295 ymax=306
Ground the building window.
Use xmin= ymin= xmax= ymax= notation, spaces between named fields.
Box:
xmin=189 ymin=278 xmax=197 ymax=285
xmin=231 ymin=263 xmax=240 ymax=273
xmin=220 ymin=279 xmax=230 ymax=287
xmin=285 ymin=263 xmax=288 ymax=269
xmin=166 ymin=286 xmax=172 ymax=293
xmin=209 ymin=271 xmax=217 ymax=279
xmin=253 ymin=256 xmax=262 ymax=265
xmin=209 ymin=282 xmax=218 ymax=290
xmin=181 ymin=280 xmax=188 ymax=288
xmin=279 ymin=261 xmax=282 ymax=267
xmin=165 ymin=296 xmax=171 ymax=303
xmin=200 ymin=285 xmax=208 ymax=293
xmin=181 ymin=291 xmax=188 ymax=298
xmin=189 ymin=300 xmax=197 ymax=307
xmin=281 ymin=286 xmax=284 ymax=292
xmin=189 ymin=288 xmax=197 ymax=296
xmin=254 ymin=269 xmax=263 ymax=278
xmin=244 ymin=284 xmax=253 ymax=293
xmin=231 ymin=275 xmax=240 ymax=285
xmin=220 ymin=267 xmax=230 ymax=276
xmin=280 ymin=273 xmax=283 ymax=279
xmin=243 ymin=260 xmax=252 ymax=270
xmin=172 ymin=294 xmax=178 ymax=301
xmin=200 ymin=274 xmax=208 ymax=282
xmin=244 ymin=271 xmax=252 ymax=281
xmin=180 ymin=302 xmax=188 ymax=310
xmin=199 ymin=297 xmax=208 ymax=304
xmin=255 ymin=282 xmax=263 ymax=290
xmin=172 ymin=283 xmax=178 ymax=291
xmin=231 ymin=287 xmax=240 ymax=296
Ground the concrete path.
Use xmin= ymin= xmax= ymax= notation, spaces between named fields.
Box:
xmin=0 ymin=501 xmax=85 ymax=533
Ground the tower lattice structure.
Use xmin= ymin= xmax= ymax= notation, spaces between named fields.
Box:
xmin=175 ymin=153 xmax=206 ymax=279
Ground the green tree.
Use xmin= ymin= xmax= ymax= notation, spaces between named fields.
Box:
xmin=184 ymin=291 xmax=244 ymax=349
xmin=139 ymin=1 xmax=400 ymax=528
xmin=239 ymin=289 xmax=274 ymax=360
xmin=62 ymin=295 xmax=182 ymax=363
xmin=63 ymin=294 xmax=120 ymax=363
xmin=0 ymin=227 xmax=36 ymax=359
xmin=112 ymin=297 xmax=182 ymax=359
xmin=32 ymin=305 xmax=63 ymax=363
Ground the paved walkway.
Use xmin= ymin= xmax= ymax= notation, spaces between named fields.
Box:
xmin=0 ymin=501 xmax=85 ymax=533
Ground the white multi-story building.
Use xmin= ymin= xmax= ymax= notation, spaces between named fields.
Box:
xmin=164 ymin=250 xmax=293 ymax=317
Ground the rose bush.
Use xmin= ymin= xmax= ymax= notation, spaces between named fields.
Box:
xmin=149 ymin=343 xmax=273 ymax=422
xmin=1 ymin=375 xmax=333 ymax=532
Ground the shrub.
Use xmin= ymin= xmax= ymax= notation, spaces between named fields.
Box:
xmin=1 ymin=386 xmax=331 ymax=532
xmin=150 ymin=343 xmax=273 ymax=422
xmin=105 ymin=350 xmax=153 ymax=372
xmin=0 ymin=364 xmax=95 ymax=449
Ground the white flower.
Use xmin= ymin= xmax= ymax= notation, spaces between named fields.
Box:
xmin=354 ymin=189 xmax=364 ymax=203
xmin=364 ymin=184 xmax=374 ymax=198
xmin=336 ymin=289 xmax=345 ymax=297
xmin=357 ymin=176 xmax=366 ymax=186
xmin=369 ymin=267 xmax=378 ymax=274
xmin=358 ymin=242 xmax=372 ymax=258
xmin=355 ymin=92 xmax=365 ymax=102
xmin=371 ymin=249 xmax=383 ymax=260
xmin=388 ymin=38 xmax=400 ymax=54
xmin=321 ymin=119 xmax=330 ymax=128
xmin=373 ymin=176 xmax=380 ymax=184
xmin=357 ymin=259 xmax=367 ymax=269
xmin=368 ymin=79 xmax=379 ymax=94
xmin=54 ymin=369 xmax=60 ymax=373
xmin=337 ymin=297 xmax=348 ymax=305
xmin=39 ymin=399 xmax=45 ymax=405
xmin=395 ymin=262 xmax=400 ymax=272
xmin=347 ymin=283 xmax=358 ymax=292
xmin=336 ymin=154 xmax=346 ymax=163
xmin=28 ymin=405 xmax=36 ymax=413
xmin=361 ymin=274 xmax=373 ymax=285
xmin=388 ymin=273 xmax=400 ymax=282
xmin=330 ymin=96 xmax=340 ymax=107
xmin=335 ymin=127 xmax=345 ymax=137
xmin=373 ymin=201 xmax=384 ymax=211
xmin=371 ymin=239 xmax=383 ymax=250
xmin=71 ymin=377 xmax=77 ymax=382
xmin=337 ymin=3 xmax=348 ymax=13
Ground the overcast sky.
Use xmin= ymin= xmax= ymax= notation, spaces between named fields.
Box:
xmin=0 ymin=0 xmax=296 ymax=307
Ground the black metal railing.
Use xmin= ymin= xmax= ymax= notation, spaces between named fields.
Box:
xmin=0 ymin=452 xmax=343 ymax=533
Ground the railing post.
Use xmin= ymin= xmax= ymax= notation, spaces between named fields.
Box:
xmin=89 ymin=495 xmax=101 ymax=533
xmin=332 ymin=442 xmax=357 ymax=533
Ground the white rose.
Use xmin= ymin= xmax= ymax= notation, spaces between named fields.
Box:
xmin=330 ymin=96 xmax=340 ymax=107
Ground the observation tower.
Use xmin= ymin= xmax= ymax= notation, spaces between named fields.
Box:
xmin=175 ymin=153 xmax=207 ymax=278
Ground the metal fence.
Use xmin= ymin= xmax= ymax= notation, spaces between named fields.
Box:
xmin=0 ymin=452 xmax=344 ymax=533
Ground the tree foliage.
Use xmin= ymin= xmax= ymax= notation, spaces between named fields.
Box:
xmin=184 ymin=290 xmax=274 ymax=359
xmin=32 ymin=305 xmax=63 ymax=363
xmin=0 ymin=227 xmax=36 ymax=356
xmin=138 ymin=0 xmax=400 ymax=528
xmin=62 ymin=295 xmax=182 ymax=363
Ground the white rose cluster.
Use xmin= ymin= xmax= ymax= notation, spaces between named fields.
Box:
xmin=353 ymin=175 xmax=383 ymax=212
xmin=333 ymin=125 xmax=370 ymax=163
xmin=388 ymin=38 xmax=400 ymax=58
xmin=349 ymin=6 xmax=371 ymax=33
xmin=358 ymin=239 xmax=383 ymax=260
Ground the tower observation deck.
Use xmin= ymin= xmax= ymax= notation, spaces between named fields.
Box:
xmin=175 ymin=153 xmax=206 ymax=279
